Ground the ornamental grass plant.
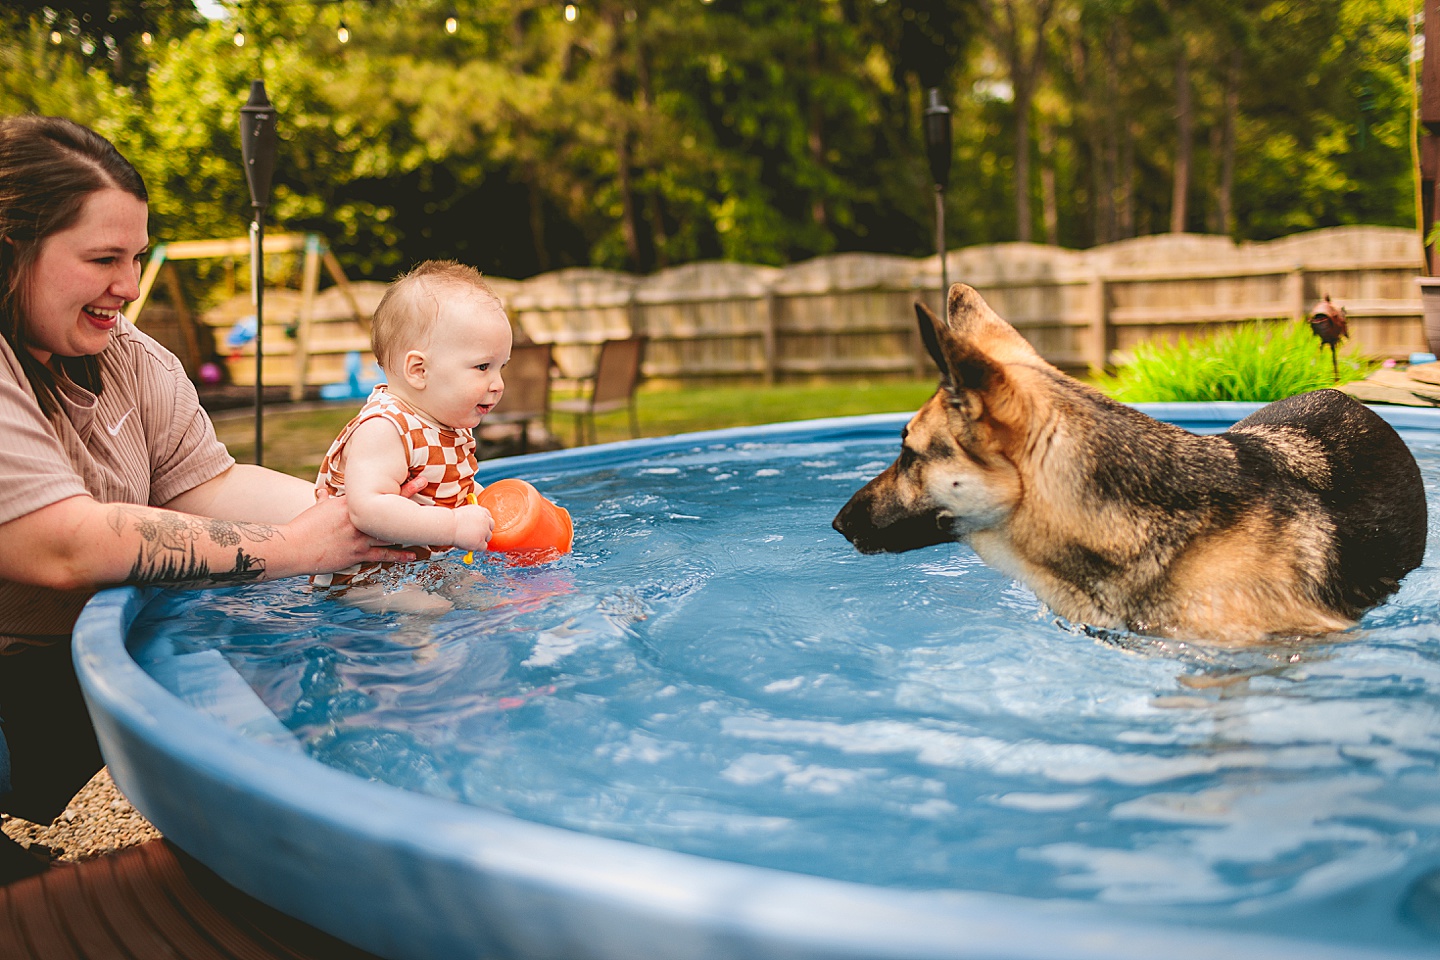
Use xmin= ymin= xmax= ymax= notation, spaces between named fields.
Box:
xmin=1094 ymin=320 xmax=1376 ymax=403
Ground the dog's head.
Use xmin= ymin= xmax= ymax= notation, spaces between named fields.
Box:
xmin=832 ymin=284 xmax=1044 ymax=554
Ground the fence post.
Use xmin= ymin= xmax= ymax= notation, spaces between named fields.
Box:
xmin=1289 ymin=266 xmax=1308 ymax=322
xmin=761 ymin=291 xmax=778 ymax=385
xmin=1087 ymin=275 xmax=1109 ymax=371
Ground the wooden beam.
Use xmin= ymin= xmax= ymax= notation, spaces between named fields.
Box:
xmin=1424 ymin=0 xmax=1440 ymax=132
xmin=321 ymin=246 xmax=366 ymax=329
xmin=291 ymin=237 xmax=323 ymax=401
xmin=128 ymin=244 xmax=168 ymax=324
xmin=157 ymin=234 xmax=309 ymax=261
xmin=160 ymin=263 xmax=203 ymax=372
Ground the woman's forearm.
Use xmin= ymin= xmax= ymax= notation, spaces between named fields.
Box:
xmin=0 ymin=493 xmax=407 ymax=592
xmin=100 ymin=502 xmax=289 ymax=587
xmin=161 ymin=463 xmax=317 ymax=524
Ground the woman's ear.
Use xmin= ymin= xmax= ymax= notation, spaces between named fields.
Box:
xmin=401 ymin=349 xmax=428 ymax=389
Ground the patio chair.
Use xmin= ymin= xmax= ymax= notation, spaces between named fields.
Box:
xmin=481 ymin=342 xmax=553 ymax=457
xmin=550 ymin=336 xmax=646 ymax=447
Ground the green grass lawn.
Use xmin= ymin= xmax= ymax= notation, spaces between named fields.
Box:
xmin=213 ymin=378 xmax=938 ymax=480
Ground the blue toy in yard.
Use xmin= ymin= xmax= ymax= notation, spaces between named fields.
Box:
xmin=225 ymin=315 xmax=258 ymax=351
xmin=319 ymin=351 xmax=382 ymax=401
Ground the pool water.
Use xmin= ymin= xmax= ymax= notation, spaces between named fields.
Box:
xmin=129 ymin=422 xmax=1440 ymax=954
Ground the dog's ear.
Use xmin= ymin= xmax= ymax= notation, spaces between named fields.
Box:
xmin=915 ymin=293 xmax=1032 ymax=430
xmin=915 ymin=300 xmax=951 ymax=380
xmin=914 ymin=299 xmax=1004 ymax=397
xmin=946 ymin=284 xmax=1043 ymax=365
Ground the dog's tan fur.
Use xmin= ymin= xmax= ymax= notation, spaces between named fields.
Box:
xmin=832 ymin=284 xmax=1426 ymax=645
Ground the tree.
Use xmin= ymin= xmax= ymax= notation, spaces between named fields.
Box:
xmin=984 ymin=0 xmax=1060 ymax=241
xmin=0 ymin=0 xmax=1417 ymax=284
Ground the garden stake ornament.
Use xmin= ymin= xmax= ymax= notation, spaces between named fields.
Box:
xmin=1308 ymin=294 xmax=1348 ymax=382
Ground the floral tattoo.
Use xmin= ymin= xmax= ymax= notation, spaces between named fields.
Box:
xmin=110 ymin=507 xmax=275 ymax=586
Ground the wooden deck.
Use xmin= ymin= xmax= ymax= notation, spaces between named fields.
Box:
xmin=0 ymin=840 xmax=384 ymax=960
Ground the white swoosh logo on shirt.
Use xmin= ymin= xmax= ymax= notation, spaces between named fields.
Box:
xmin=106 ymin=407 xmax=136 ymax=436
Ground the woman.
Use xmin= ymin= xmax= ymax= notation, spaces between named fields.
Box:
xmin=0 ymin=115 xmax=416 ymax=880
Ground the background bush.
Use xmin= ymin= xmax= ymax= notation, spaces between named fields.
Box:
xmin=1095 ymin=321 xmax=1375 ymax=403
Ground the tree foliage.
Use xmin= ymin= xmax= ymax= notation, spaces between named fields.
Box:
xmin=0 ymin=0 xmax=1419 ymax=281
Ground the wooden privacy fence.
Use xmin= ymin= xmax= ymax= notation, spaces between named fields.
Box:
xmin=505 ymin=225 xmax=1426 ymax=385
xmin=140 ymin=225 xmax=1427 ymax=390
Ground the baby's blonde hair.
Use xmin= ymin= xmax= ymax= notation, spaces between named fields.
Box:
xmin=370 ymin=260 xmax=502 ymax=370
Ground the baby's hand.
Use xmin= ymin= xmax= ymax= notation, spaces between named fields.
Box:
xmin=451 ymin=504 xmax=495 ymax=552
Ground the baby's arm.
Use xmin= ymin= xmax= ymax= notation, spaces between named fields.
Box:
xmin=341 ymin=418 xmax=494 ymax=551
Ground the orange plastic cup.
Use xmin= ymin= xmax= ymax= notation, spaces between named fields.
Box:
xmin=475 ymin=479 xmax=573 ymax=565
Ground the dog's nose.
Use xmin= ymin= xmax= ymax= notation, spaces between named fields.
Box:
xmin=832 ymin=498 xmax=858 ymax=539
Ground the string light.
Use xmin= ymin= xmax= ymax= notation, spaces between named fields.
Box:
xmin=32 ymin=2 xmax=600 ymax=49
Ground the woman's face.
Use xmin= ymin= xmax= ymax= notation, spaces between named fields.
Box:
xmin=24 ymin=187 xmax=149 ymax=367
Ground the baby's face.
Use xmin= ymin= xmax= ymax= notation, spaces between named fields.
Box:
xmin=420 ymin=292 xmax=514 ymax=429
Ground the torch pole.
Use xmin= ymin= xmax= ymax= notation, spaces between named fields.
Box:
xmin=251 ymin=216 xmax=264 ymax=464
xmin=923 ymin=87 xmax=953 ymax=314
xmin=240 ymin=79 xmax=277 ymax=467
xmin=935 ymin=184 xmax=947 ymax=299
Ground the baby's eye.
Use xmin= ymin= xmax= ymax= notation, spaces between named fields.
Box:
xmin=475 ymin=363 xmax=491 ymax=372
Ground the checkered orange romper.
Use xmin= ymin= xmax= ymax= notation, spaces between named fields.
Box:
xmin=311 ymin=385 xmax=479 ymax=588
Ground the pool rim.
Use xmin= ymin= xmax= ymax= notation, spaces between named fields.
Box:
xmin=73 ymin=403 xmax=1440 ymax=960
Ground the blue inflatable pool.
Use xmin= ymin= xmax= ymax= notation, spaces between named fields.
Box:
xmin=73 ymin=405 xmax=1440 ymax=960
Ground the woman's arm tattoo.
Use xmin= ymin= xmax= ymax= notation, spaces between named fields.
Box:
xmin=108 ymin=507 xmax=279 ymax=586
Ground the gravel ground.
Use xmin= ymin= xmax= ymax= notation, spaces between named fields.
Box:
xmin=1 ymin=767 xmax=160 ymax=863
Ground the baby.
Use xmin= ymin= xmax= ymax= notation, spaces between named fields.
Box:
xmin=312 ymin=260 xmax=510 ymax=595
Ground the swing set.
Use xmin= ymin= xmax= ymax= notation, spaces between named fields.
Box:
xmin=127 ymin=232 xmax=374 ymax=400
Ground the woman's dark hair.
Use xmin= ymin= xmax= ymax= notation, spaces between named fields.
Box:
xmin=0 ymin=115 xmax=148 ymax=413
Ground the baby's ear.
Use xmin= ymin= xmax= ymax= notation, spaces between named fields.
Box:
xmin=401 ymin=349 xmax=428 ymax=387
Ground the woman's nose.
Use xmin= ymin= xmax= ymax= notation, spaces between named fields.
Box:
xmin=114 ymin=262 xmax=141 ymax=302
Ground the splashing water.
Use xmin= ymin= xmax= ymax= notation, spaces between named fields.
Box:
xmin=129 ymin=427 xmax=1440 ymax=953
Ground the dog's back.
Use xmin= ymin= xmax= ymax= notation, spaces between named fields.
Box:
xmin=1223 ymin=389 xmax=1425 ymax=616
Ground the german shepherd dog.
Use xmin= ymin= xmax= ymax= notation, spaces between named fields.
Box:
xmin=833 ymin=284 xmax=1427 ymax=645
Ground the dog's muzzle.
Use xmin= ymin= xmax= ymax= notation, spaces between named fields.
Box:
xmin=832 ymin=492 xmax=956 ymax=554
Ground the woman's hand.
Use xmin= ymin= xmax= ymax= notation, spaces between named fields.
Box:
xmin=295 ymin=472 xmax=431 ymax=571
xmin=282 ymin=492 xmax=417 ymax=574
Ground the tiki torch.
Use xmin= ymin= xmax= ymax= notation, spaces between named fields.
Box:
xmin=240 ymin=80 xmax=277 ymax=466
xmin=923 ymin=87 xmax=952 ymax=303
